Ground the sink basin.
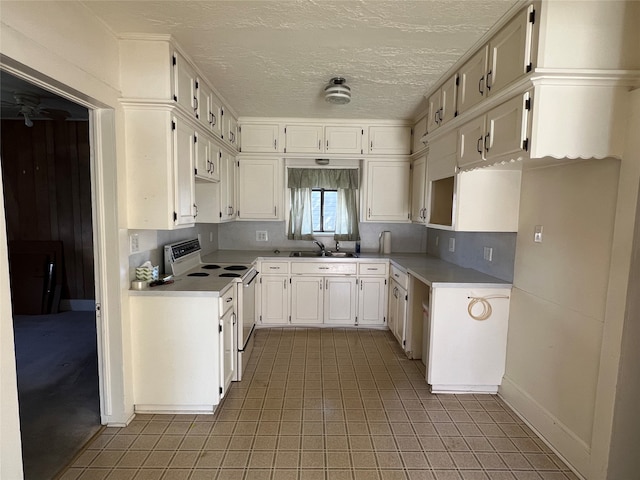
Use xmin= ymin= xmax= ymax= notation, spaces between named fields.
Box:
xmin=289 ymin=251 xmax=358 ymax=258
xmin=327 ymin=251 xmax=358 ymax=258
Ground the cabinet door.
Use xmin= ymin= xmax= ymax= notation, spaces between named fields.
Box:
xmin=441 ymin=75 xmax=458 ymax=123
xmin=194 ymin=131 xmax=211 ymax=181
xmin=358 ymin=277 xmax=387 ymax=326
xmin=173 ymin=51 xmax=197 ymax=116
xmin=259 ymin=275 xmax=289 ymax=324
xmin=220 ymin=308 xmax=235 ymax=399
xmin=324 ymin=277 xmax=357 ymax=325
xmin=396 ymin=285 xmax=408 ymax=349
xmin=226 ymin=113 xmax=239 ymax=149
xmin=209 ymin=93 xmax=223 ymax=138
xmin=458 ymin=116 xmax=486 ymax=169
xmin=208 ymin=142 xmax=221 ymax=183
xmin=284 ymin=125 xmax=323 ymax=153
xmin=240 ymin=124 xmax=280 ymax=153
xmin=457 ymin=46 xmax=488 ymax=115
xmin=173 ymin=117 xmax=196 ymax=226
xmin=369 ymin=126 xmax=411 ymax=155
xmin=219 ymin=152 xmax=237 ymax=221
xmin=487 ymin=5 xmax=534 ymax=96
xmin=410 ymin=156 xmax=428 ymax=224
xmin=325 ymin=126 xmax=363 ymax=154
xmin=364 ymin=161 xmax=410 ymax=222
xmin=388 ymin=280 xmax=399 ymax=341
xmin=237 ymin=158 xmax=281 ymax=220
xmin=485 ymin=93 xmax=529 ymax=162
xmin=427 ymin=89 xmax=442 ymax=134
xmin=412 ymin=116 xmax=428 ymax=154
xmin=290 ymin=276 xmax=323 ymax=324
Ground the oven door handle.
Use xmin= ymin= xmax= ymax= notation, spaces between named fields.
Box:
xmin=243 ymin=270 xmax=259 ymax=286
xmin=238 ymin=323 xmax=256 ymax=352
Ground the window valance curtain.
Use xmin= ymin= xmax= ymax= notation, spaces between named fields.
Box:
xmin=287 ymin=168 xmax=360 ymax=242
xmin=287 ymin=168 xmax=359 ymax=190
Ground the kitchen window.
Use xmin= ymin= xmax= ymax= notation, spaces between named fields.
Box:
xmin=312 ymin=188 xmax=337 ymax=233
xmin=287 ymin=168 xmax=359 ymax=241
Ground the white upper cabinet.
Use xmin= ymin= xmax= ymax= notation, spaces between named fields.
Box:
xmin=368 ymin=126 xmax=412 ymax=155
xmin=363 ymin=160 xmax=411 ymax=222
xmin=195 ymin=132 xmax=220 ymax=183
xmin=237 ymin=158 xmax=282 ymax=220
xmin=427 ymin=75 xmax=457 ymax=133
xmin=239 ymin=124 xmax=280 ymax=153
xmin=173 ymin=51 xmax=198 ymax=117
xmin=325 ymin=126 xmax=364 ymax=154
xmin=412 ymin=115 xmax=427 ymax=154
xmin=124 ymin=108 xmax=196 ymax=229
xmin=458 ymin=92 xmax=531 ymax=169
xmin=284 ymin=125 xmax=323 ymax=153
xmin=224 ymin=110 xmax=239 ymax=149
xmin=410 ymin=155 xmax=428 ymax=224
xmin=486 ymin=5 xmax=535 ymax=95
xmin=199 ymin=81 xmax=223 ymax=139
xmin=456 ymin=47 xmax=488 ymax=116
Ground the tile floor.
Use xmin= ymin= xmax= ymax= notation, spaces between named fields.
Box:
xmin=59 ymin=328 xmax=579 ymax=480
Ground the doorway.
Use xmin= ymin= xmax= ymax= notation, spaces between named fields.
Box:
xmin=1 ymin=71 xmax=101 ymax=479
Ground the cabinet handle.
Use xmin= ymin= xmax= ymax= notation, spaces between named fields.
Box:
xmin=360 ymin=281 xmax=363 ymax=290
xmin=320 ymin=281 xmax=322 ymax=290
xmin=477 ymin=136 xmax=483 ymax=154
xmin=319 ymin=267 xmax=329 ymax=270
xmin=226 ymin=297 xmax=233 ymax=303
xmin=193 ymin=96 xmax=198 ymax=116
xmin=274 ymin=139 xmax=277 ymax=150
xmin=210 ymin=112 xmax=217 ymax=126
xmin=478 ymin=75 xmax=485 ymax=95
xmin=439 ymin=107 xmax=444 ymax=124
xmin=325 ymin=279 xmax=328 ymax=289
xmin=194 ymin=204 xmax=198 ymax=218
xmin=274 ymin=206 xmax=277 ymax=216
xmin=484 ymin=133 xmax=491 ymax=152
xmin=486 ymin=70 xmax=493 ymax=91
xmin=370 ymin=140 xmax=374 ymax=150
xmin=284 ymin=278 xmax=287 ymax=289
xmin=368 ymin=208 xmax=371 ymax=218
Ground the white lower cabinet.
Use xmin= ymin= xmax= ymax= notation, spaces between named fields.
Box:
xmin=219 ymin=283 xmax=236 ymax=398
xmin=324 ymin=277 xmax=358 ymax=325
xmin=388 ymin=278 xmax=408 ymax=347
xmin=130 ymin=295 xmax=221 ymax=413
xmin=258 ymin=275 xmax=289 ymax=324
xmin=357 ymin=277 xmax=387 ymax=326
xmin=290 ymin=276 xmax=324 ymax=324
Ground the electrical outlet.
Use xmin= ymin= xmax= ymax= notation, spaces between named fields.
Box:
xmin=129 ymin=233 xmax=139 ymax=253
xmin=435 ymin=235 xmax=439 ymax=247
xmin=209 ymin=231 xmax=213 ymax=242
xmin=534 ymin=225 xmax=543 ymax=243
xmin=448 ymin=237 xmax=455 ymax=252
xmin=483 ymin=246 xmax=493 ymax=262
xmin=256 ymin=231 xmax=268 ymax=242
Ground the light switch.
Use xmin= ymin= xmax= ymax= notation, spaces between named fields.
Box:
xmin=483 ymin=247 xmax=493 ymax=262
xmin=129 ymin=234 xmax=139 ymax=253
xmin=448 ymin=237 xmax=455 ymax=252
xmin=534 ymin=225 xmax=543 ymax=243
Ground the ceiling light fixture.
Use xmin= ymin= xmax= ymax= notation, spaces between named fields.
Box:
xmin=324 ymin=77 xmax=351 ymax=105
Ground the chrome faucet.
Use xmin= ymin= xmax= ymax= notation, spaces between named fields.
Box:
xmin=313 ymin=240 xmax=325 ymax=255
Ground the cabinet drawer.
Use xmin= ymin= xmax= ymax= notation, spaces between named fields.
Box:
xmin=260 ymin=262 xmax=289 ymax=274
xmin=291 ymin=262 xmax=357 ymax=275
xmin=390 ymin=265 xmax=409 ymax=289
xmin=358 ymin=262 xmax=388 ymax=276
xmin=219 ymin=283 xmax=235 ymax=315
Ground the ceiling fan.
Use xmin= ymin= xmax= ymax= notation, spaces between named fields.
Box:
xmin=0 ymin=92 xmax=71 ymax=127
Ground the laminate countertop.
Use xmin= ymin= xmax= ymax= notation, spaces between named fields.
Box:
xmin=201 ymin=250 xmax=511 ymax=288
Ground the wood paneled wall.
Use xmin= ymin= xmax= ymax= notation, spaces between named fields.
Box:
xmin=1 ymin=119 xmax=94 ymax=300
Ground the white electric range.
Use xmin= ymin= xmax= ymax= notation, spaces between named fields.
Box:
xmin=164 ymin=239 xmax=257 ymax=382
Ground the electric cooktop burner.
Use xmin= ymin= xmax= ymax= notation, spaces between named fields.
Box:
xmin=219 ymin=273 xmax=241 ymax=278
xmin=224 ymin=265 xmax=248 ymax=271
xmin=202 ymin=264 xmax=221 ymax=270
xmin=187 ymin=272 xmax=209 ymax=277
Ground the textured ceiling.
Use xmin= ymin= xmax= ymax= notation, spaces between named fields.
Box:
xmin=83 ymin=0 xmax=518 ymax=120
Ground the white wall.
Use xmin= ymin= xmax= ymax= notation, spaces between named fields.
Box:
xmin=501 ymin=88 xmax=640 ymax=479
xmin=1 ymin=1 xmax=131 ymax=476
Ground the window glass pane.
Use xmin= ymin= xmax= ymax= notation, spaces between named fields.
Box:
xmin=323 ymin=190 xmax=337 ymax=232
xmin=311 ymin=190 xmax=321 ymax=232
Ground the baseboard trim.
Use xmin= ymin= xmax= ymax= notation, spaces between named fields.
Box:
xmin=499 ymin=375 xmax=589 ymax=478
xmin=134 ymin=404 xmax=218 ymax=415
xmin=60 ymin=299 xmax=96 ymax=311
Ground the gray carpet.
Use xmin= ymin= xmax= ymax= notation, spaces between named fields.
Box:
xmin=13 ymin=311 xmax=101 ymax=480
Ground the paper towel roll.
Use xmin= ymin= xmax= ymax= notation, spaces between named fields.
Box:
xmin=380 ymin=231 xmax=391 ymax=254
